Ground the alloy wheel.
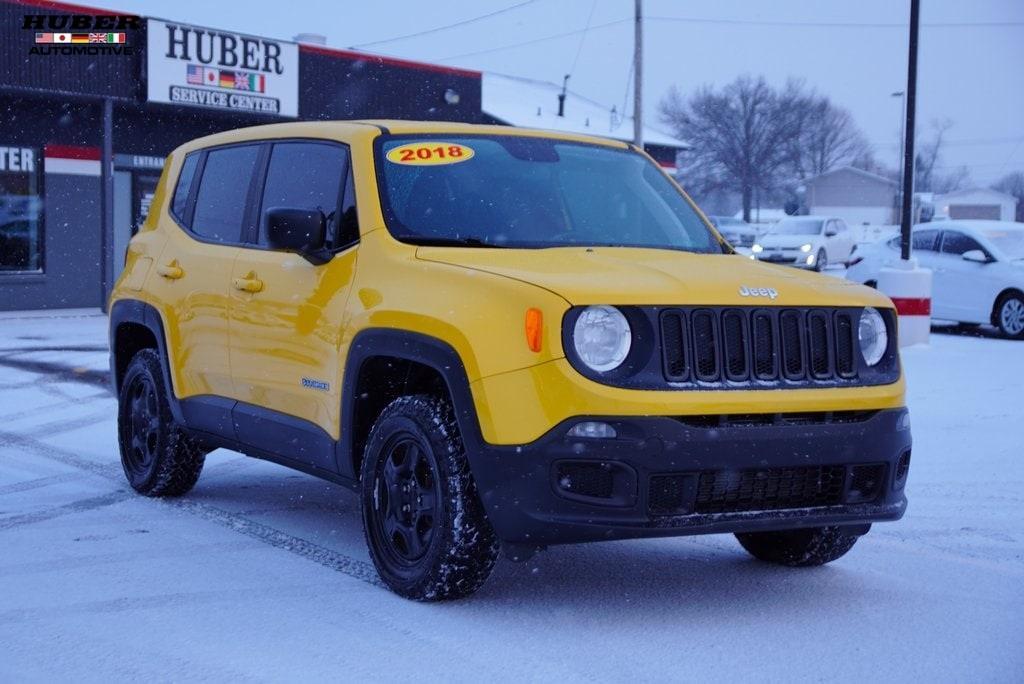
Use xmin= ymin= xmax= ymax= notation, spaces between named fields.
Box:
xmin=124 ymin=375 xmax=160 ymax=477
xmin=1000 ymin=297 xmax=1024 ymax=336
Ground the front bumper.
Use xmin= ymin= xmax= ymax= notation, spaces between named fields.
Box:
xmin=467 ymin=408 xmax=911 ymax=551
xmin=755 ymin=251 xmax=814 ymax=267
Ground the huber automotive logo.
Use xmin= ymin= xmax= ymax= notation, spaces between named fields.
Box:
xmin=23 ymin=14 xmax=138 ymax=56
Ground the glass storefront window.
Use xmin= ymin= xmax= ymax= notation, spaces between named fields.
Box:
xmin=0 ymin=147 xmax=43 ymax=273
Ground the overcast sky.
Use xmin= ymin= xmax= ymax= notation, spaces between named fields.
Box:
xmin=100 ymin=0 xmax=1024 ymax=185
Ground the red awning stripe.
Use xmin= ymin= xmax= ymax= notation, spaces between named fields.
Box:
xmin=891 ymin=297 xmax=931 ymax=316
xmin=44 ymin=144 xmax=101 ymax=160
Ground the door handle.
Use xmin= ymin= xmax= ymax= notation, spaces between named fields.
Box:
xmin=232 ymin=273 xmax=264 ymax=293
xmin=156 ymin=261 xmax=183 ymax=279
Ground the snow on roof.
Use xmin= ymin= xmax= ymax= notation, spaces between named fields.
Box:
xmin=803 ymin=165 xmax=897 ymax=187
xmin=934 ymin=187 xmax=1018 ymax=203
xmin=482 ymin=72 xmax=687 ymax=150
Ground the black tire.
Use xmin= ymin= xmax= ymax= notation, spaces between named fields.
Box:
xmin=117 ymin=349 xmax=205 ymax=496
xmin=360 ymin=395 xmax=499 ymax=601
xmin=995 ymin=292 xmax=1024 ymax=339
xmin=735 ymin=526 xmax=860 ymax=567
xmin=814 ymin=248 xmax=828 ymax=272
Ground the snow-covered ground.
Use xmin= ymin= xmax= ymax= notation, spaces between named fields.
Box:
xmin=1 ymin=309 xmax=1021 ymax=681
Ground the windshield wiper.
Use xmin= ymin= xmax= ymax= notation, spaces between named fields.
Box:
xmin=401 ymin=235 xmax=507 ymax=248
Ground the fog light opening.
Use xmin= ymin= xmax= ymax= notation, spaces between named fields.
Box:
xmin=566 ymin=421 xmax=617 ymax=439
xmin=894 ymin=451 xmax=911 ymax=490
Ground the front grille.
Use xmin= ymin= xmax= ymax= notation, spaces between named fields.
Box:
xmin=694 ymin=465 xmax=846 ymax=514
xmin=649 ymin=474 xmax=690 ymax=515
xmin=661 ymin=307 xmax=858 ymax=387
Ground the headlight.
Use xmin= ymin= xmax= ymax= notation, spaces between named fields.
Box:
xmin=573 ymin=306 xmax=631 ymax=372
xmin=800 ymin=243 xmax=812 ymax=253
xmin=751 ymin=244 xmax=763 ymax=253
xmin=858 ymin=307 xmax=888 ymax=366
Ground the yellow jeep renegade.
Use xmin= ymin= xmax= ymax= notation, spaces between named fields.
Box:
xmin=109 ymin=120 xmax=911 ymax=600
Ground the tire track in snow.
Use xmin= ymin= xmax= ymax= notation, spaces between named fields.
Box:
xmin=0 ymin=491 xmax=133 ymax=530
xmin=0 ymin=430 xmax=384 ymax=589
xmin=0 ymin=472 xmax=87 ymax=496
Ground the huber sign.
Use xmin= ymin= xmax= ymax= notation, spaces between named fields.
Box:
xmin=146 ymin=19 xmax=298 ymax=118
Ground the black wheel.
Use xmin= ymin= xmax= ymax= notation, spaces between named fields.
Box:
xmin=735 ymin=526 xmax=860 ymax=567
xmin=117 ymin=349 xmax=205 ymax=496
xmin=995 ymin=292 xmax=1024 ymax=339
xmin=814 ymin=248 xmax=828 ymax=272
xmin=361 ymin=395 xmax=498 ymax=601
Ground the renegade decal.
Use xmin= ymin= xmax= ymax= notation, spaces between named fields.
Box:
xmin=301 ymin=377 xmax=330 ymax=392
xmin=386 ymin=142 xmax=474 ymax=166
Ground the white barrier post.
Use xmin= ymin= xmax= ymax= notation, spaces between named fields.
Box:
xmin=878 ymin=258 xmax=932 ymax=347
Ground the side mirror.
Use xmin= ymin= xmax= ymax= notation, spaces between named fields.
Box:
xmin=962 ymin=249 xmax=990 ymax=264
xmin=824 ymin=229 xmax=838 ymax=237
xmin=265 ymin=207 xmax=329 ymax=265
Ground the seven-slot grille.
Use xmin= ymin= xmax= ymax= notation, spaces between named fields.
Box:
xmin=659 ymin=307 xmax=858 ymax=386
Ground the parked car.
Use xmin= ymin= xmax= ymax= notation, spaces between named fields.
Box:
xmin=847 ymin=220 xmax=1024 ymax=338
xmin=708 ymin=215 xmax=758 ymax=252
xmin=752 ymin=216 xmax=857 ymax=271
xmin=109 ymin=121 xmax=911 ymax=600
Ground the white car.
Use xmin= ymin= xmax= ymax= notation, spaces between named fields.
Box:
xmin=846 ymin=220 xmax=1024 ymax=339
xmin=751 ymin=216 xmax=856 ymax=271
xmin=708 ymin=215 xmax=758 ymax=253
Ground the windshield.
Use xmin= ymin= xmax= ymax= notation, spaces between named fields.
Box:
xmin=982 ymin=229 xmax=1024 ymax=259
xmin=769 ymin=218 xmax=823 ymax=236
xmin=376 ymin=135 xmax=723 ymax=253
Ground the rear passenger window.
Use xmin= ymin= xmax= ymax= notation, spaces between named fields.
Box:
xmin=911 ymin=230 xmax=939 ymax=251
xmin=259 ymin=142 xmax=349 ymax=247
xmin=192 ymin=145 xmax=260 ymax=243
xmin=171 ymin=152 xmax=199 ymax=222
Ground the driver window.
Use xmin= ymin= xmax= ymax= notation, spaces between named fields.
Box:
xmin=258 ymin=142 xmax=348 ymax=247
xmin=940 ymin=231 xmax=984 ymax=256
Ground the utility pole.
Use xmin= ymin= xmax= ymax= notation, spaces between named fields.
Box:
xmin=633 ymin=0 xmax=643 ymax=148
xmin=899 ymin=0 xmax=920 ymax=261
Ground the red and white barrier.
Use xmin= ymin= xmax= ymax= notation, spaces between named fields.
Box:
xmin=878 ymin=259 xmax=932 ymax=347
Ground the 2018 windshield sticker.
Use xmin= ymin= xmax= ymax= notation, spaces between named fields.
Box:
xmin=386 ymin=142 xmax=475 ymax=166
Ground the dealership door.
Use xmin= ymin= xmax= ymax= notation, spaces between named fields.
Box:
xmin=112 ymin=155 xmax=164 ymax=284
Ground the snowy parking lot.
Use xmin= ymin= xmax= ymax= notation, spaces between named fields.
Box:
xmin=1 ymin=309 xmax=1021 ymax=681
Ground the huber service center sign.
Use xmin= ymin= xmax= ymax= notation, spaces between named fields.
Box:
xmin=147 ymin=19 xmax=298 ymax=117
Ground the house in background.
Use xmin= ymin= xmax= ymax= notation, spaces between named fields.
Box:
xmin=932 ymin=188 xmax=1019 ymax=221
xmin=480 ymin=72 xmax=688 ymax=171
xmin=802 ymin=166 xmax=898 ymax=226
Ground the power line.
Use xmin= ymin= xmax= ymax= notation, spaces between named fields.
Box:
xmin=568 ymin=0 xmax=598 ymax=78
xmin=647 ymin=15 xmax=1024 ymax=28
xmin=432 ymin=18 xmax=629 ymax=61
xmin=351 ymin=0 xmax=540 ymax=49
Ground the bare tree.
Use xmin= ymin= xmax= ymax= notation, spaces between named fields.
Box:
xmin=914 ymin=118 xmax=954 ymax=192
xmin=993 ymin=171 xmax=1024 ymax=221
xmin=660 ymin=75 xmax=804 ymax=222
xmin=786 ymin=93 xmax=873 ymax=179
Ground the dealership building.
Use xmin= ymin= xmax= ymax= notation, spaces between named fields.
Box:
xmin=0 ymin=0 xmax=684 ymax=311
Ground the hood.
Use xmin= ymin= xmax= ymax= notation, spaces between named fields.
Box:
xmin=758 ymin=233 xmax=820 ymax=249
xmin=416 ymin=246 xmax=890 ymax=307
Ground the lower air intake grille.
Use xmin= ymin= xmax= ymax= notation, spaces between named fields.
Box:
xmin=648 ymin=474 xmax=690 ymax=515
xmin=555 ymin=462 xmax=614 ymax=499
xmin=694 ymin=465 xmax=846 ymax=514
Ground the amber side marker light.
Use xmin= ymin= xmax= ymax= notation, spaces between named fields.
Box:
xmin=525 ymin=308 xmax=543 ymax=352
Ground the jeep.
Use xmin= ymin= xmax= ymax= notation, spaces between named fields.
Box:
xmin=109 ymin=121 xmax=911 ymax=600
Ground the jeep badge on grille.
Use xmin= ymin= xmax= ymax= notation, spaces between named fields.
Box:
xmin=739 ymin=286 xmax=779 ymax=300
